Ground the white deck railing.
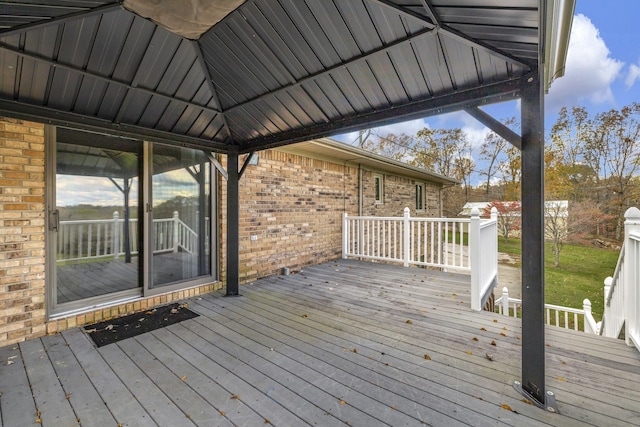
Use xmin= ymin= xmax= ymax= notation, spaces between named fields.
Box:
xmin=342 ymin=207 xmax=498 ymax=311
xmin=58 ymin=211 xmax=201 ymax=263
xmin=601 ymin=207 xmax=640 ymax=350
xmin=495 ymin=287 xmax=599 ymax=333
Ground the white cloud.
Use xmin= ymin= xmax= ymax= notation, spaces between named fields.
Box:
xmin=546 ymin=14 xmax=624 ymax=114
xmin=626 ymin=62 xmax=640 ymax=88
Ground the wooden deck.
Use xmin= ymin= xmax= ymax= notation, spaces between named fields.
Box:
xmin=2 ymin=259 xmax=639 ymax=426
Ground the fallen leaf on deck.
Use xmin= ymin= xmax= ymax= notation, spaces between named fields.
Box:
xmin=301 ymin=314 xmax=309 ymax=318
xmin=170 ymin=308 xmax=178 ymax=314
xmin=493 ymin=319 xmax=498 ymax=323
xmin=264 ymin=419 xmax=271 ymax=424
xmin=472 ymin=337 xmax=478 ymax=341
xmin=491 ymin=340 xmax=497 ymax=346
xmin=352 ymin=348 xmax=357 ymax=353
xmin=423 ymin=354 xmax=431 ymax=360
xmin=502 ymin=326 xmax=507 ymax=330
xmin=220 ymin=411 xmax=225 ymax=416
xmin=485 ymin=353 xmax=494 ymax=361
xmin=339 ymin=400 xmax=347 ymax=405
xmin=479 ymin=327 xmax=487 ymax=331
xmin=521 ymin=399 xmax=533 ymax=405
xmin=501 ymin=404 xmax=514 ymax=412
xmin=231 ymin=394 xmax=240 ymax=400
xmin=555 ymin=377 xmax=566 ymax=382
xmin=405 ymin=320 xmax=413 ymax=325
xmin=105 ymin=324 xmax=114 ymax=331
xmin=391 ymin=405 xmax=396 ymax=410
xmin=465 ymin=350 xmax=473 ymax=355
xmin=6 ymin=360 xmax=14 ymax=365
xmin=500 ymin=333 xmax=507 ymax=337
xmin=181 ymin=376 xmax=187 ymax=381
xmin=451 ymin=294 xmax=457 ymax=298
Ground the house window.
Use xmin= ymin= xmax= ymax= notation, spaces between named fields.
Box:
xmin=416 ymin=183 xmax=425 ymax=211
xmin=374 ymin=174 xmax=384 ymax=203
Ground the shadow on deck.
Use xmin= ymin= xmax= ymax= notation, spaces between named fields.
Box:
xmin=1 ymin=259 xmax=639 ymax=426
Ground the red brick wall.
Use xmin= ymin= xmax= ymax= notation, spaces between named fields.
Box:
xmin=0 ymin=118 xmax=46 ymax=345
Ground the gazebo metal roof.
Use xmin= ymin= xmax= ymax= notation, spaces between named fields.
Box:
xmin=0 ymin=0 xmax=571 ymax=153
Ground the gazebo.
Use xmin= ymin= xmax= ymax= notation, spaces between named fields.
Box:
xmin=0 ymin=0 xmax=575 ymax=410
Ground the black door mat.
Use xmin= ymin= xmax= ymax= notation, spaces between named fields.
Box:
xmin=84 ymin=303 xmax=199 ymax=347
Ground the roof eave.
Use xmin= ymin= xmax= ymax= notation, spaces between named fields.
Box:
xmin=544 ymin=0 xmax=577 ymax=92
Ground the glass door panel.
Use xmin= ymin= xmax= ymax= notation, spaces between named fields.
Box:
xmin=54 ymin=129 xmax=142 ymax=305
xmin=151 ymin=145 xmax=211 ymax=288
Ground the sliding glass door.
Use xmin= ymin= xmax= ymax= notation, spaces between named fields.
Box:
xmin=150 ymin=145 xmax=211 ymax=288
xmin=50 ymin=128 xmax=143 ymax=308
xmin=47 ymin=127 xmax=214 ymax=315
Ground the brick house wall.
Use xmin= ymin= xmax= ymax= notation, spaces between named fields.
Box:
xmin=362 ymin=170 xmax=441 ymax=218
xmin=0 ymin=119 xmax=447 ymax=345
xmin=0 ymin=117 xmax=47 ymax=345
xmin=217 ymin=145 xmax=444 ymax=283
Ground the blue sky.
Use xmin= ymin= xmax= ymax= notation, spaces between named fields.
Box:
xmin=334 ymin=1 xmax=640 ymax=150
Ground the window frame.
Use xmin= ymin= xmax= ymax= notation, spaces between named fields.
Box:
xmin=374 ymin=174 xmax=384 ymax=204
xmin=416 ymin=182 xmax=425 ymax=211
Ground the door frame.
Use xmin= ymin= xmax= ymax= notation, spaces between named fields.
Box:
xmin=45 ymin=125 xmax=218 ymax=319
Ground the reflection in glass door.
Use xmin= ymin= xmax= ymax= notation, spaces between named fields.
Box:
xmin=151 ymin=145 xmax=211 ymax=288
xmin=52 ymin=128 xmax=142 ymax=307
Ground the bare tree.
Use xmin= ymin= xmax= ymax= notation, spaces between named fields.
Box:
xmin=544 ymin=201 xmax=569 ymax=267
xmin=479 ymin=117 xmax=516 ymax=196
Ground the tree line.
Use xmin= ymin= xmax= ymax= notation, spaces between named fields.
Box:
xmin=358 ymin=102 xmax=640 ymax=244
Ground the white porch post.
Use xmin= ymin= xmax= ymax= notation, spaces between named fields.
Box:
xmin=470 ymin=207 xmax=481 ymax=311
xmin=342 ymin=213 xmax=348 ymax=259
xmin=113 ymin=211 xmax=120 ymax=259
xmin=173 ymin=211 xmax=180 ymax=253
xmin=623 ymin=207 xmax=640 ymax=345
xmin=403 ymin=207 xmax=410 ymax=267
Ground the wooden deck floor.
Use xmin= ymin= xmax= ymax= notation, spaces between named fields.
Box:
xmin=2 ymin=259 xmax=639 ymax=426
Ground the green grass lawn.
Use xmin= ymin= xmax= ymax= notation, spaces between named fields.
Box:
xmin=497 ymin=237 xmax=620 ymax=321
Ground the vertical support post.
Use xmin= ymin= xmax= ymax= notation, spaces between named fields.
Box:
xmin=623 ymin=207 xmax=640 ymax=345
xmin=583 ymin=299 xmax=594 ymax=334
xmin=403 ymin=207 xmax=410 ymax=267
xmin=470 ymin=207 xmax=481 ymax=311
xmin=342 ymin=213 xmax=348 ymax=259
xmin=518 ymin=66 xmax=554 ymax=410
xmin=226 ymin=145 xmax=240 ymax=296
xmin=501 ymin=287 xmax=510 ymax=316
xmin=123 ymin=178 xmax=132 ymax=263
xmin=173 ymin=211 xmax=180 ymax=253
xmin=113 ymin=211 xmax=120 ymax=259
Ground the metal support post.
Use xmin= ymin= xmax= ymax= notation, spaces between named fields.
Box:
xmin=226 ymin=145 xmax=240 ymax=296
xmin=516 ymin=67 xmax=557 ymax=412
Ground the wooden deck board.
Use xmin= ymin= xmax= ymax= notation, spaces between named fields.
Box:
xmin=1 ymin=259 xmax=639 ymax=426
xmin=41 ymin=334 xmax=118 ymax=426
xmin=61 ymin=329 xmax=158 ymax=427
xmin=0 ymin=343 xmax=39 ymax=426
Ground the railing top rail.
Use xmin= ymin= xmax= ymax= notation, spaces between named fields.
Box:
xmin=606 ymin=244 xmax=625 ymax=305
xmin=60 ymin=219 xmax=119 ymax=225
xmin=543 ymin=303 xmax=586 ymax=315
xmin=629 ymin=231 xmax=640 ymax=242
xmin=408 ymin=217 xmax=470 ymax=224
xmin=345 ymin=216 xmax=405 ymax=221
